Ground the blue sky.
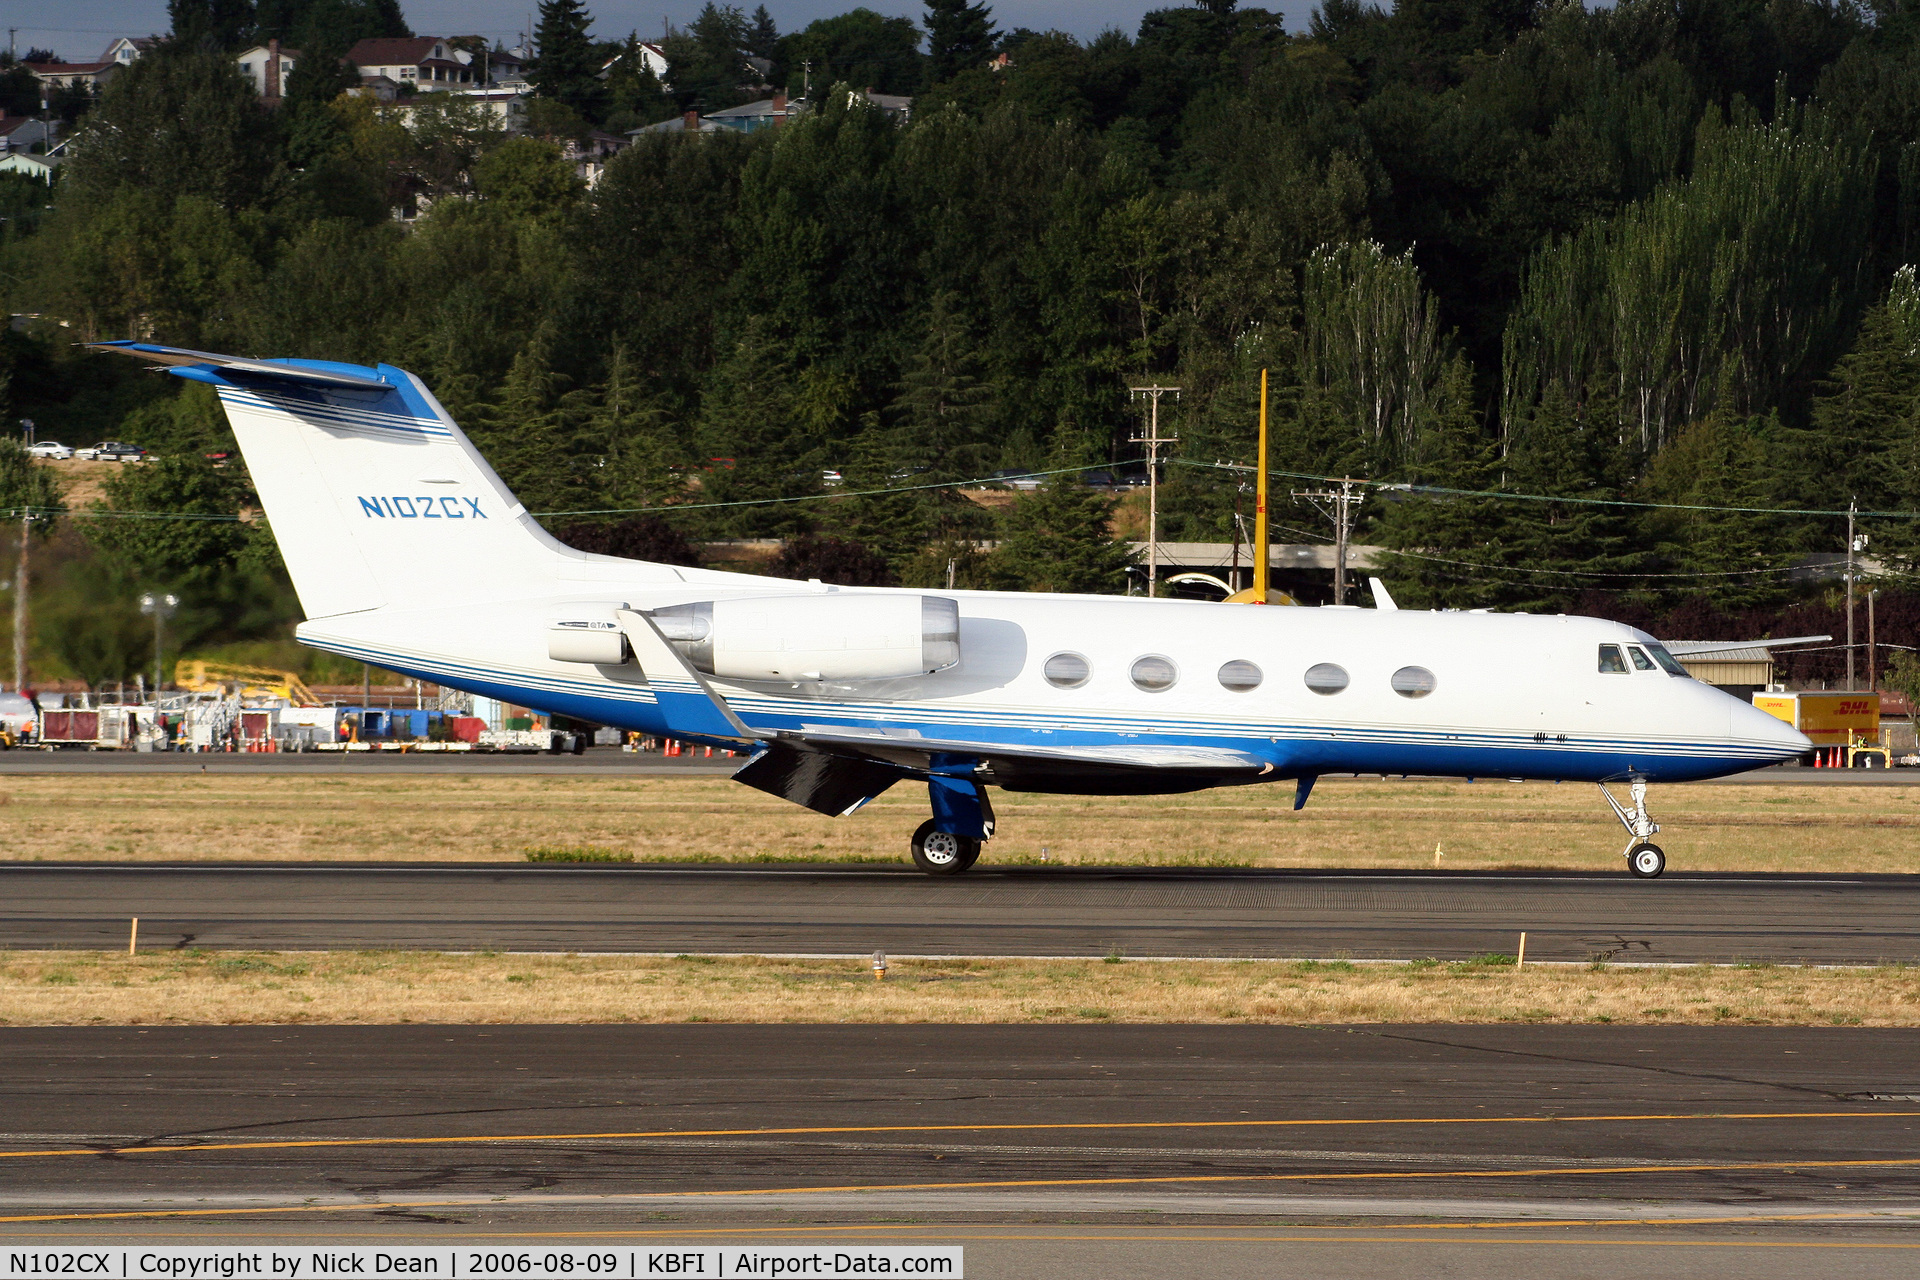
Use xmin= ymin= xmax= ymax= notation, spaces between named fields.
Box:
xmin=14 ymin=0 xmax=1320 ymax=62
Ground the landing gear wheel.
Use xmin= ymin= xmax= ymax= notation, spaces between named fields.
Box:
xmin=911 ymin=819 xmax=979 ymax=876
xmin=1627 ymin=842 xmax=1666 ymax=879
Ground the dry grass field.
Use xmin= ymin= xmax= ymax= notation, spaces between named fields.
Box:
xmin=2 ymin=950 xmax=1915 ymax=1026
xmin=3 ymin=772 xmax=1919 ymax=873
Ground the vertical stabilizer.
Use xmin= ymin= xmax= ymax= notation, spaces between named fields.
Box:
xmin=89 ymin=344 xmax=595 ymax=619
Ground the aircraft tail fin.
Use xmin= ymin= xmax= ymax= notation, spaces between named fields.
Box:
xmin=89 ymin=343 xmax=622 ymax=619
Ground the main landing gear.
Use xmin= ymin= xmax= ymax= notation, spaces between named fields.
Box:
xmin=910 ymin=774 xmax=994 ymax=875
xmin=1599 ymin=778 xmax=1665 ymax=878
xmin=912 ymin=820 xmax=981 ymax=875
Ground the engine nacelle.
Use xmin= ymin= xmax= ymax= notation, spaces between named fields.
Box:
xmin=548 ymin=615 xmax=629 ymax=665
xmin=651 ymin=594 xmax=960 ymax=682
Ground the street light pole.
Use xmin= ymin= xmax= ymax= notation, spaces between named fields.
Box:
xmin=138 ymin=592 xmax=178 ymax=700
xmin=12 ymin=513 xmax=30 ymax=692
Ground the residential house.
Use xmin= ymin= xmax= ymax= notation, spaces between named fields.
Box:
xmin=633 ymin=110 xmax=727 ymax=136
xmin=235 ymin=41 xmax=299 ymax=101
xmin=0 ymin=117 xmax=54 ymax=155
xmin=598 ymin=41 xmax=669 ymax=84
xmin=862 ymin=90 xmax=912 ymax=123
xmin=100 ymin=36 xmax=160 ymax=65
xmin=345 ymin=37 xmax=478 ymax=92
xmin=22 ymin=61 xmax=119 ymax=99
xmin=0 ymin=153 xmax=58 ymax=182
xmin=703 ymin=91 xmax=798 ymax=133
xmin=478 ymin=45 xmax=526 ymax=85
xmin=456 ymin=87 xmax=528 ymax=127
xmin=563 ymin=129 xmax=630 ymax=186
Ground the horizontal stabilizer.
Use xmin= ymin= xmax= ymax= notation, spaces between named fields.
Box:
xmin=88 ymin=341 xmax=391 ymax=389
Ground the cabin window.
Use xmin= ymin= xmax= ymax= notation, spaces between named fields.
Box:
xmin=1304 ymin=662 xmax=1349 ymax=695
xmin=1626 ymin=645 xmax=1656 ymax=671
xmin=1043 ymin=652 xmax=1090 ymax=689
xmin=1598 ymin=644 xmax=1628 ymax=673
xmin=1391 ymin=666 xmax=1437 ymax=698
xmin=1130 ymin=655 xmax=1178 ymax=692
xmin=1646 ymin=643 xmax=1690 ymax=677
xmin=1217 ymin=659 xmax=1263 ymax=692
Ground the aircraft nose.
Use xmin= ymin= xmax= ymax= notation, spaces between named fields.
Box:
xmin=1729 ymin=697 xmax=1812 ymax=758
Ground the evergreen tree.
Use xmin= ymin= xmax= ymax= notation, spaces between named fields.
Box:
xmin=1372 ymin=355 xmax=1508 ymax=608
xmin=923 ymin=0 xmax=997 ymax=85
xmin=467 ymin=333 xmax=594 ymax=515
xmin=890 ymin=291 xmax=996 ymax=478
xmin=694 ymin=316 xmax=823 ymax=536
xmin=1642 ymin=410 xmax=1792 ymax=612
xmin=665 ymin=4 xmax=751 ymax=112
xmin=1496 ymin=385 xmax=1643 ymax=613
xmin=745 ymin=6 xmax=781 ymax=58
xmin=531 ymin=0 xmax=607 ymax=121
xmin=168 ymin=0 xmax=257 ymax=50
xmin=604 ymin=33 xmax=678 ymax=128
xmin=987 ymin=443 xmax=1136 ymax=593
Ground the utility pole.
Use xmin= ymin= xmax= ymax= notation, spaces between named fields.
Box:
xmin=1129 ymin=385 xmax=1180 ymax=598
xmin=11 ymin=513 xmax=28 ymax=692
xmin=1846 ymin=499 xmax=1858 ymax=692
xmin=139 ymin=593 xmax=178 ymax=700
xmin=1292 ymin=478 xmax=1366 ymax=605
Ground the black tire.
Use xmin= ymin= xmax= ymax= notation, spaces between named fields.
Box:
xmin=911 ymin=819 xmax=979 ymax=876
xmin=1627 ymin=842 xmax=1666 ymax=879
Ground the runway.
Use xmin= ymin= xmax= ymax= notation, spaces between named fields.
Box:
xmin=5 ymin=862 xmax=1919 ymax=963
xmin=2 ymin=1024 xmax=1917 ymax=1276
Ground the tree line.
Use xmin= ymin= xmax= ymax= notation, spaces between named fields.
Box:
xmin=4 ymin=0 xmax=1920 ymax=685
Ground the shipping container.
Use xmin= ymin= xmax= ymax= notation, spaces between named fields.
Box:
xmin=1753 ymin=691 xmax=1879 ymax=746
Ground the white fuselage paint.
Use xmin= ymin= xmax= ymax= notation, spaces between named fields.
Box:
xmin=300 ymin=585 xmax=1809 ymax=786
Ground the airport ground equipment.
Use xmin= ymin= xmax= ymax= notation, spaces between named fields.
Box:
xmin=174 ymin=660 xmax=322 ymax=707
xmin=89 ymin=340 xmax=1817 ymax=875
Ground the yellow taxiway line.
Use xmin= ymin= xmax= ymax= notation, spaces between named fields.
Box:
xmin=2 ymin=1110 xmax=1916 ymax=1161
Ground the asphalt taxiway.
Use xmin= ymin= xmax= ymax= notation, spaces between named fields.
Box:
xmin=2 ymin=1025 xmax=1917 ymax=1276
xmin=5 ymin=862 xmax=1918 ymax=964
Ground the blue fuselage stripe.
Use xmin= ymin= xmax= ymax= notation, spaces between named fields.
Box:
xmin=324 ymin=641 xmax=1784 ymax=786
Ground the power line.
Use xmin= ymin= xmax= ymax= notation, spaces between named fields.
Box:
xmin=1173 ymin=459 xmax=1920 ymax=521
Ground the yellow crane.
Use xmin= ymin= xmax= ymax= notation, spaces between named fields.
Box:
xmin=173 ymin=660 xmax=322 ymax=706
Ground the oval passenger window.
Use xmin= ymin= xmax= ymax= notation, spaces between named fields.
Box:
xmin=1391 ymin=665 xmax=1437 ymax=698
xmin=1130 ymin=655 xmax=1178 ymax=692
xmin=1304 ymin=662 xmax=1349 ymax=695
xmin=1217 ymin=659 xmax=1263 ymax=692
xmin=1043 ymin=652 xmax=1090 ymax=689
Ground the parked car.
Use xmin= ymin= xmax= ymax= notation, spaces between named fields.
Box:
xmin=821 ymin=469 xmax=845 ymax=486
xmin=77 ymin=441 xmax=147 ymax=461
xmin=1080 ymin=469 xmax=1117 ymax=488
xmin=988 ymin=468 xmax=1046 ymax=491
xmin=25 ymin=441 xmax=72 ymax=459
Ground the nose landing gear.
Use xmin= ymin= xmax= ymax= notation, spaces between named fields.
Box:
xmin=1599 ymin=778 xmax=1665 ymax=878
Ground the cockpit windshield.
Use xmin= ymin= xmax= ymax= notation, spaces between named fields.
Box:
xmin=1644 ymin=642 xmax=1690 ymax=677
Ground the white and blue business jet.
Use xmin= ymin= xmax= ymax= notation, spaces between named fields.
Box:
xmin=94 ymin=342 xmax=1812 ymax=878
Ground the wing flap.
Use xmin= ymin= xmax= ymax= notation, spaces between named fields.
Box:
xmin=782 ymin=727 xmax=1273 ymax=776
